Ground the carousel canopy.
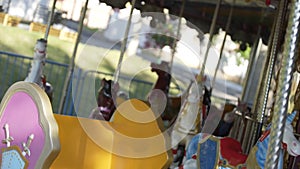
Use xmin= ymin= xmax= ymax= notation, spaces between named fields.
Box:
xmin=99 ymin=0 xmax=279 ymax=45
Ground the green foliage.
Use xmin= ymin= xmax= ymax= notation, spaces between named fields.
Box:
xmin=236 ymin=44 xmax=251 ymax=66
xmin=150 ymin=21 xmax=178 ymax=49
xmin=151 ymin=34 xmax=176 ymax=48
xmin=239 ymin=44 xmax=251 ymax=60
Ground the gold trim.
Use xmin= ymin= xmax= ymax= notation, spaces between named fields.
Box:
xmin=0 ymin=82 xmax=60 ymax=169
xmin=197 ymin=136 xmax=220 ymax=169
xmin=1 ymin=146 xmax=29 ymax=169
xmin=219 ymin=159 xmax=246 ymax=169
xmin=162 ymin=146 xmax=174 ymax=169
xmin=156 ymin=106 xmax=173 ymax=169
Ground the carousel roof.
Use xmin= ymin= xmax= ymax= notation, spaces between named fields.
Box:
xmin=99 ymin=0 xmax=279 ymax=45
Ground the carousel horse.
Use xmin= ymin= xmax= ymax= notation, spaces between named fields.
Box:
xmin=170 ymin=75 xmax=215 ymax=168
xmin=150 ymin=61 xmax=171 ymax=96
xmin=170 ymin=97 xmax=249 ymax=168
xmin=149 ymin=62 xmax=213 ymax=167
xmin=149 ymin=62 xmax=213 ymax=127
xmin=149 ymin=61 xmax=181 ymax=127
xmin=288 ymin=77 xmax=300 ymax=169
xmin=179 ymin=111 xmax=300 ymax=169
xmin=25 ymin=38 xmax=53 ymax=102
xmin=89 ymin=78 xmax=119 ymax=121
xmin=170 ymin=80 xmax=202 ymax=168
xmin=171 ymin=102 xmax=249 ymax=168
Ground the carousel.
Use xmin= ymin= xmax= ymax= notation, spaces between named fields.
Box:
xmin=0 ymin=0 xmax=300 ymax=168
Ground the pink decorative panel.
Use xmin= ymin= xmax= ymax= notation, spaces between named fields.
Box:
xmin=0 ymin=91 xmax=45 ymax=169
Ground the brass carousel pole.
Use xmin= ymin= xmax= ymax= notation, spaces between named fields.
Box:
xmin=249 ymin=0 xmax=289 ymax=152
xmin=265 ymin=0 xmax=300 ymax=167
xmin=240 ymin=33 xmax=262 ymax=104
xmin=44 ymin=0 xmax=58 ymax=40
xmin=59 ymin=0 xmax=89 ymax=114
xmin=211 ymin=0 xmax=234 ymax=88
xmin=239 ymin=26 xmax=263 ymax=152
xmin=169 ymin=0 xmax=186 ymax=74
xmin=198 ymin=0 xmax=222 ymax=81
xmin=114 ymin=0 xmax=136 ymax=83
xmin=25 ymin=0 xmax=58 ymax=92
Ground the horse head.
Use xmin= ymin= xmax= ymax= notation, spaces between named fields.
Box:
xmin=283 ymin=123 xmax=300 ymax=156
xmin=150 ymin=61 xmax=171 ymax=95
xmin=282 ymin=111 xmax=300 ymax=157
xmin=252 ymin=111 xmax=300 ymax=168
xmin=34 ymin=38 xmax=47 ymax=60
xmin=151 ymin=61 xmax=170 ymax=74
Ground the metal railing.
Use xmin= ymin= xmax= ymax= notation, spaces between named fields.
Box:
xmin=228 ymin=110 xmax=264 ymax=154
xmin=0 ymin=51 xmax=69 ymax=114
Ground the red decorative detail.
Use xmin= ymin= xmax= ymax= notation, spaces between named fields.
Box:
xmin=266 ymin=0 xmax=271 ymax=5
xmin=202 ymin=105 xmax=207 ymax=120
xmin=282 ymin=142 xmax=287 ymax=150
xmin=192 ymin=154 xmax=197 ymax=159
xmin=293 ymin=142 xmax=297 ymax=147
xmin=35 ymin=49 xmax=46 ymax=55
xmin=172 ymin=149 xmax=177 ymax=154
xmin=179 ymin=165 xmax=184 ymax=169
xmin=259 ymin=129 xmax=270 ymax=142
xmin=220 ymin=137 xmax=247 ymax=166
xmin=41 ymin=75 xmax=47 ymax=86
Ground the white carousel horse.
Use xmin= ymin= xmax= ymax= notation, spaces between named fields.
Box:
xmin=25 ymin=38 xmax=53 ymax=101
xmin=179 ymin=111 xmax=300 ymax=169
xmin=170 ymin=90 xmax=249 ymax=168
xmin=25 ymin=39 xmax=46 ymax=87
xmin=169 ymin=85 xmax=199 ymax=167
xmin=170 ymin=77 xmax=207 ymax=168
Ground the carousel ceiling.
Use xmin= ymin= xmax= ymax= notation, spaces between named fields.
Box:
xmin=99 ymin=0 xmax=281 ymax=45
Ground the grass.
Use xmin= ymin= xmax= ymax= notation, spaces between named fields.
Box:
xmin=0 ymin=24 xmax=158 ymax=79
xmin=0 ymin=25 xmax=73 ymax=63
xmin=0 ymin=25 xmax=137 ymax=72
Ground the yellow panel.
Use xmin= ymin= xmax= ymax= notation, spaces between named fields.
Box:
xmin=110 ymin=99 xmax=172 ymax=169
xmin=50 ymin=115 xmax=113 ymax=169
xmin=50 ymin=99 xmax=172 ymax=169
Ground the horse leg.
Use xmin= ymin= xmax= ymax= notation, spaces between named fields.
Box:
xmin=173 ymin=144 xmax=185 ymax=166
xmin=288 ymin=111 xmax=300 ymax=169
